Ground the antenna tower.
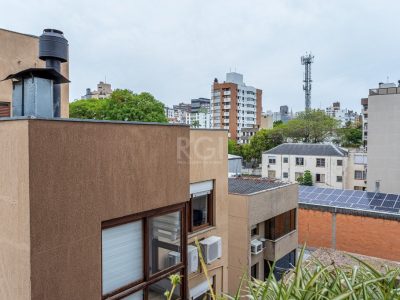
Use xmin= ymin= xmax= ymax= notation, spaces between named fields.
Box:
xmin=301 ymin=52 xmax=314 ymax=110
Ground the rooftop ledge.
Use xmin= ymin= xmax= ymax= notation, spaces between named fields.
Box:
xmin=0 ymin=116 xmax=190 ymax=127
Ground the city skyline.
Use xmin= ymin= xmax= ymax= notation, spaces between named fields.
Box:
xmin=1 ymin=1 xmax=400 ymax=112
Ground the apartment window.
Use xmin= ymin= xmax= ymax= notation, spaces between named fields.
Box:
xmin=354 ymin=170 xmax=366 ymax=180
xmin=251 ymin=225 xmax=258 ymax=237
xmin=268 ymin=170 xmax=276 ymax=179
xmin=265 ymin=209 xmax=296 ymax=240
xmin=283 ymin=172 xmax=289 ymax=179
xmin=102 ymin=204 xmax=186 ymax=299
xmin=316 ymin=173 xmax=325 ymax=183
xmin=337 ymin=159 xmax=343 ymax=166
xmin=295 ymin=157 xmax=304 ymax=166
xmin=251 ymin=263 xmax=259 ymax=279
xmin=336 ymin=176 xmax=343 ymax=182
xmin=189 ymin=181 xmax=214 ymax=232
xmin=295 ymin=172 xmax=303 ymax=180
xmin=283 ymin=157 xmax=288 ymax=163
xmin=190 ymin=277 xmax=215 ymax=300
xmin=316 ymin=158 xmax=325 ymax=167
xmin=354 ymin=186 xmax=366 ymax=191
xmin=268 ymin=156 xmax=276 ymax=164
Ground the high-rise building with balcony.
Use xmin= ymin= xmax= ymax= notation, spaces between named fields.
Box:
xmin=211 ymin=72 xmax=262 ymax=141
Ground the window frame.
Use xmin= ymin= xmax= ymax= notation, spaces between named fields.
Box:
xmin=265 ymin=209 xmax=296 ymax=241
xmin=189 ymin=188 xmax=214 ymax=233
xmin=316 ymin=158 xmax=326 ymax=167
xmin=336 ymin=175 xmax=343 ymax=182
xmin=295 ymin=157 xmax=304 ymax=166
xmin=354 ymin=170 xmax=366 ymax=180
xmin=283 ymin=157 xmax=289 ymax=163
xmin=283 ymin=172 xmax=289 ymax=179
xmin=337 ymin=159 xmax=343 ymax=166
xmin=101 ymin=203 xmax=188 ymax=300
xmin=316 ymin=173 xmax=325 ymax=183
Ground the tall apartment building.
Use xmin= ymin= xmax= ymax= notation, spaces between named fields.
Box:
xmin=228 ymin=178 xmax=298 ymax=294
xmin=0 ymin=28 xmax=69 ymax=117
xmin=81 ymin=81 xmax=113 ymax=99
xmin=211 ymin=72 xmax=262 ymax=141
xmin=364 ymin=82 xmax=400 ymax=193
xmin=191 ymin=97 xmax=210 ymax=113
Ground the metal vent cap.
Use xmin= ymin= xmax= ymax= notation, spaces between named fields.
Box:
xmin=39 ymin=29 xmax=68 ymax=62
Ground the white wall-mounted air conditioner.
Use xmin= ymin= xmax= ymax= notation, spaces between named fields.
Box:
xmin=200 ymin=236 xmax=222 ymax=264
xmin=166 ymin=251 xmax=180 ymax=268
xmin=251 ymin=239 xmax=263 ymax=255
xmin=188 ymin=245 xmax=199 ymax=274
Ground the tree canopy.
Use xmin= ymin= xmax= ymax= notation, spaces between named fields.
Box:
xmin=69 ymin=89 xmax=168 ymax=123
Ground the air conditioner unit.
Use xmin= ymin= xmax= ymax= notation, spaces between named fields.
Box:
xmin=188 ymin=245 xmax=199 ymax=274
xmin=166 ymin=251 xmax=180 ymax=268
xmin=251 ymin=239 xmax=263 ymax=255
xmin=200 ymin=236 xmax=222 ymax=264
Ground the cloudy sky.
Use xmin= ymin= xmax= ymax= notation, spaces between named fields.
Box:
xmin=1 ymin=0 xmax=399 ymax=112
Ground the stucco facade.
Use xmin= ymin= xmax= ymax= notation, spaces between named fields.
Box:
xmin=0 ymin=29 xmax=69 ymax=117
xmin=366 ymin=86 xmax=400 ymax=193
xmin=0 ymin=119 xmax=190 ymax=299
xmin=228 ymin=182 xmax=298 ymax=295
xmin=189 ymin=129 xmax=229 ymax=297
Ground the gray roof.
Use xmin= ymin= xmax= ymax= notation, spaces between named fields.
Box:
xmin=264 ymin=143 xmax=347 ymax=157
xmin=228 ymin=177 xmax=288 ymax=195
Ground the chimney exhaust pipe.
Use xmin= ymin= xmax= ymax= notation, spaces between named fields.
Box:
xmin=39 ymin=29 xmax=69 ymax=117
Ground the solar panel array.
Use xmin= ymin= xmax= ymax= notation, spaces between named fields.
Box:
xmin=299 ymin=186 xmax=400 ymax=215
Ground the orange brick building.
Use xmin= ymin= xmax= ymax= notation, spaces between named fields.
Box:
xmin=299 ymin=186 xmax=400 ymax=262
xmin=299 ymin=205 xmax=400 ymax=262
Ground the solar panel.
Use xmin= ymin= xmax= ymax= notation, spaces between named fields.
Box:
xmin=298 ymin=186 xmax=400 ymax=216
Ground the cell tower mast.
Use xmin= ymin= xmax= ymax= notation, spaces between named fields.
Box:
xmin=301 ymin=52 xmax=314 ymax=111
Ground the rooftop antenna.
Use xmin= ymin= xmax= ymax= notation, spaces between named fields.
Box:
xmin=301 ymin=52 xmax=314 ymax=111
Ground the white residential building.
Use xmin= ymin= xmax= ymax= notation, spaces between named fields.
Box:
xmin=189 ymin=111 xmax=212 ymax=128
xmin=81 ymin=81 xmax=112 ymax=99
xmin=262 ymin=143 xmax=349 ymax=189
xmin=325 ymin=101 xmax=359 ymax=127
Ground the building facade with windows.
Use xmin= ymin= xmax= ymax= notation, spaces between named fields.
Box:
xmin=0 ymin=117 xmax=228 ymax=299
xmin=325 ymin=101 xmax=359 ymax=127
xmin=81 ymin=81 xmax=113 ymax=99
xmin=228 ymin=178 xmax=298 ymax=295
xmin=211 ymin=72 xmax=262 ymax=141
xmin=0 ymin=28 xmax=69 ymax=118
xmin=363 ymin=82 xmax=400 ymax=193
xmin=262 ymin=143 xmax=349 ymax=189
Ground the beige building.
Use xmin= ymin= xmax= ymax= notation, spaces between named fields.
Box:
xmin=262 ymin=143 xmax=348 ymax=189
xmin=0 ymin=116 xmax=229 ymax=299
xmin=228 ymin=178 xmax=298 ymax=295
xmin=262 ymin=143 xmax=368 ymax=190
xmin=0 ymin=28 xmax=69 ymax=117
xmin=364 ymin=83 xmax=400 ymax=193
xmin=260 ymin=114 xmax=273 ymax=129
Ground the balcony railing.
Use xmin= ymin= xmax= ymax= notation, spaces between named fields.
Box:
xmin=263 ymin=230 xmax=298 ymax=262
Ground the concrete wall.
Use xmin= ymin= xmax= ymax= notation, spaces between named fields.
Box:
xmin=262 ymin=153 xmax=346 ymax=189
xmin=0 ymin=29 xmax=69 ymax=117
xmin=299 ymin=208 xmax=400 ymax=261
xmin=0 ymin=121 xmax=31 ymax=300
xmin=228 ymin=184 xmax=298 ymax=295
xmin=188 ymin=129 xmax=229 ymax=296
xmin=367 ymin=93 xmax=400 ymax=193
xmin=0 ymin=119 xmax=189 ymax=299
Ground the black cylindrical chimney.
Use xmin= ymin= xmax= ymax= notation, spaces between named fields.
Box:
xmin=39 ymin=29 xmax=69 ymax=117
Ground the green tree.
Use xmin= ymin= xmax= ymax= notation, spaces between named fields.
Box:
xmin=336 ymin=121 xmax=362 ymax=147
xmin=284 ymin=110 xmax=339 ymax=143
xmin=69 ymin=89 xmax=168 ymax=123
xmin=273 ymin=120 xmax=283 ymax=127
xmin=246 ymin=127 xmax=285 ymax=163
xmin=228 ymin=139 xmax=242 ymax=156
xmin=301 ymin=170 xmax=313 ymax=186
xmin=191 ymin=120 xmax=200 ymax=128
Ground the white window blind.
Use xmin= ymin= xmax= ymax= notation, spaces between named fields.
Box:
xmin=102 ymin=221 xmax=143 ymax=295
xmin=190 ymin=278 xmax=213 ymax=299
xmin=190 ymin=180 xmax=213 ymax=196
